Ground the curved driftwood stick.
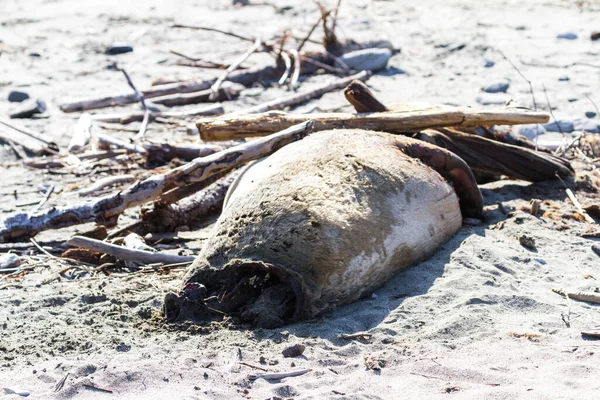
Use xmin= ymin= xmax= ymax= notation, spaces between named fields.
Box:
xmin=197 ymin=108 xmax=549 ymax=142
xmin=0 ymin=121 xmax=314 ymax=242
xmin=67 ymin=236 xmax=195 ymax=265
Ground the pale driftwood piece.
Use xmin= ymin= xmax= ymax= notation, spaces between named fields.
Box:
xmin=0 ymin=116 xmax=59 ymax=155
xmin=23 ymin=150 xmax=128 ymax=169
xmin=78 ymin=175 xmax=135 ymax=196
xmin=151 ymin=83 xmax=244 ymax=107
xmin=241 ymin=70 xmax=371 ymax=115
xmin=198 ymin=108 xmax=549 ymax=142
xmin=0 ymin=128 xmax=44 ymax=155
xmin=278 ymin=51 xmax=292 ymax=85
xmin=553 ymin=288 xmax=600 ymax=304
xmin=289 ymin=49 xmax=300 ymax=90
xmin=92 ymin=104 xmax=224 ymax=125
xmin=210 ymin=38 xmax=263 ymax=100
xmin=0 ymin=121 xmax=313 ymax=242
xmin=249 ymin=369 xmax=310 ymax=381
xmin=566 ymin=189 xmax=595 ymax=223
xmin=68 ymin=113 xmax=93 ymax=153
xmin=67 ymin=236 xmax=194 ymax=264
xmin=0 ymin=254 xmax=21 ymax=270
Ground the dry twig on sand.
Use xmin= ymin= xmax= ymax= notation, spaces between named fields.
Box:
xmin=249 ymin=369 xmax=310 ymax=380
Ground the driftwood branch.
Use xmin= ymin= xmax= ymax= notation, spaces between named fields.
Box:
xmin=77 ymin=175 xmax=135 ymax=196
xmin=0 ymin=116 xmax=59 ymax=155
xmin=210 ymin=38 xmax=263 ymax=100
xmin=242 ymin=70 xmax=370 ymax=115
xmin=197 ymin=108 xmax=549 ymax=142
xmin=0 ymin=121 xmax=314 ymax=242
xmin=152 ymin=83 xmax=244 ymax=107
xmin=68 ymin=113 xmax=93 ymax=153
xmin=91 ymin=104 xmax=224 ymax=125
xmin=67 ymin=236 xmax=195 ymax=265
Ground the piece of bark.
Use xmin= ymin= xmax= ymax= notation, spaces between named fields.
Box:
xmin=242 ymin=70 xmax=371 ymax=114
xmin=139 ymin=169 xmax=241 ymax=233
xmin=67 ymin=236 xmax=194 ymax=264
xmin=68 ymin=113 xmax=93 ymax=153
xmin=416 ymin=128 xmax=573 ymax=181
xmin=151 ymin=83 xmax=245 ymax=107
xmin=197 ymin=108 xmax=549 ymax=142
xmin=0 ymin=121 xmax=313 ymax=242
xmin=92 ymin=104 xmax=224 ymax=125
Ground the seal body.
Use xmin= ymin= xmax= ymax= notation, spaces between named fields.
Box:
xmin=174 ymin=129 xmax=472 ymax=327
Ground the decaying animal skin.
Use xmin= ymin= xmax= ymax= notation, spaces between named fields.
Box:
xmin=164 ymin=129 xmax=482 ymax=328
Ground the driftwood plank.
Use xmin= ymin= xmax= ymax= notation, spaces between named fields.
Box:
xmin=197 ymin=108 xmax=549 ymax=142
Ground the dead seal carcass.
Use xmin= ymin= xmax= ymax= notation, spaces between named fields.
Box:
xmin=164 ymin=129 xmax=483 ymax=328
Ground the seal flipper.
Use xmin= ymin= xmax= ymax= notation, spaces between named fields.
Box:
xmin=396 ymin=139 xmax=484 ymax=220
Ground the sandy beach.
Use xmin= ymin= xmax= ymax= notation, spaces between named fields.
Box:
xmin=2 ymin=0 xmax=600 ymax=399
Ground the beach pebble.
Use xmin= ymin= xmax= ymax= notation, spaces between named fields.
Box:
xmin=482 ymin=58 xmax=495 ymax=68
xmin=585 ymin=111 xmax=597 ymax=118
xmin=105 ymin=43 xmax=134 ymax=55
xmin=543 ymin=117 xmax=574 ymax=133
xmin=9 ymin=98 xmax=46 ymax=118
xmin=8 ymin=90 xmax=29 ymax=102
xmin=574 ymin=118 xmax=600 ymax=133
xmin=282 ymin=344 xmax=305 ymax=358
xmin=518 ymin=124 xmax=547 ymax=139
xmin=534 ymin=258 xmax=547 ymax=265
xmin=3 ymin=387 xmax=30 ymax=397
xmin=591 ymin=31 xmax=600 ymax=41
xmin=476 ymin=93 xmax=509 ymax=105
xmin=482 ymin=79 xmax=510 ymax=93
xmin=558 ymin=75 xmax=570 ymax=81
xmin=335 ymin=48 xmax=393 ymax=72
xmin=557 ymin=32 xmax=577 ymax=40
xmin=0 ymin=253 xmax=21 ymax=270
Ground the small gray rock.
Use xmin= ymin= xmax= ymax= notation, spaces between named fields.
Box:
xmin=335 ymin=48 xmax=393 ymax=72
xmin=476 ymin=93 xmax=509 ymax=105
xmin=105 ymin=43 xmax=133 ymax=55
xmin=482 ymin=80 xmax=509 ymax=93
xmin=574 ymin=118 xmax=600 ymax=133
xmin=558 ymin=75 xmax=570 ymax=81
xmin=9 ymin=99 xmax=46 ymax=119
xmin=585 ymin=111 xmax=597 ymax=118
xmin=518 ymin=124 xmax=547 ymax=139
xmin=8 ymin=90 xmax=29 ymax=102
xmin=543 ymin=117 xmax=574 ymax=133
xmin=557 ymin=32 xmax=577 ymax=40
xmin=482 ymin=58 xmax=495 ymax=68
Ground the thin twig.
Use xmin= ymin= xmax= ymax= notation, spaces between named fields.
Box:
xmin=297 ymin=14 xmax=324 ymax=53
xmin=498 ymin=49 xmax=539 ymax=149
xmin=249 ymin=369 xmax=310 ymax=380
xmin=543 ymin=82 xmax=565 ymax=137
xmin=77 ymin=175 xmax=135 ymax=196
xmin=585 ymin=95 xmax=600 ymax=118
xmin=566 ymin=188 xmax=595 ymax=223
xmin=171 ymin=24 xmax=255 ymax=42
xmin=118 ymin=68 xmax=150 ymax=139
xmin=31 ymin=185 xmax=54 ymax=213
xmin=210 ymin=38 xmax=263 ymax=100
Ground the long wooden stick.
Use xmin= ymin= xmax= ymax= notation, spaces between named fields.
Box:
xmin=210 ymin=38 xmax=263 ymax=100
xmin=91 ymin=104 xmax=224 ymax=124
xmin=151 ymin=83 xmax=244 ymax=107
xmin=197 ymin=108 xmax=549 ymax=142
xmin=0 ymin=121 xmax=314 ymax=242
xmin=0 ymin=116 xmax=59 ymax=155
xmin=553 ymin=288 xmax=600 ymax=304
xmin=67 ymin=236 xmax=195 ymax=264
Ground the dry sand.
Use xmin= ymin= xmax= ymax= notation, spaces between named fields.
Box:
xmin=2 ymin=0 xmax=600 ymax=399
